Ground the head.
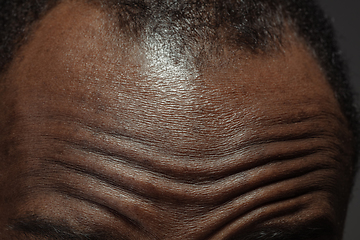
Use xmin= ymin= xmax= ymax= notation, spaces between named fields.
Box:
xmin=0 ymin=0 xmax=358 ymax=239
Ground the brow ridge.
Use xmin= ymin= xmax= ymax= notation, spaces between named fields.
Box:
xmin=9 ymin=215 xmax=126 ymax=240
xmin=228 ymin=220 xmax=335 ymax=240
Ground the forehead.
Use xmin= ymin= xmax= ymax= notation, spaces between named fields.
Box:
xmin=0 ymin=1 xmax=354 ymax=239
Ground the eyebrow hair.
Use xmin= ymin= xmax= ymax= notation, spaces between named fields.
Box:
xmin=228 ymin=220 xmax=336 ymax=240
xmin=9 ymin=215 xmax=125 ymax=240
xmin=11 ymin=215 xmax=336 ymax=240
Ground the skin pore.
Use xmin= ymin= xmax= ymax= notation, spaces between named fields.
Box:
xmin=0 ymin=0 xmax=354 ymax=239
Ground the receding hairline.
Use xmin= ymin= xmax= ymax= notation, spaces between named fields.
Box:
xmin=0 ymin=0 xmax=331 ymax=76
xmin=19 ymin=0 xmax=316 ymax=76
xmin=2 ymin=0 xmax=296 ymax=70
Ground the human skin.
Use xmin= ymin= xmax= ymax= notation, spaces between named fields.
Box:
xmin=0 ymin=1 xmax=354 ymax=240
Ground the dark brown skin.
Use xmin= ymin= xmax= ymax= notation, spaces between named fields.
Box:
xmin=0 ymin=1 xmax=354 ymax=239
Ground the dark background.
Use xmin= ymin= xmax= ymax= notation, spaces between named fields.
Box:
xmin=317 ymin=1 xmax=360 ymax=239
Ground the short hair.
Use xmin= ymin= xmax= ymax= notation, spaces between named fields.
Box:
xmin=0 ymin=0 xmax=358 ymax=175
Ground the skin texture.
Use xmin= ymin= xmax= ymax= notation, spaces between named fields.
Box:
xmin=0 ymin=1 xmax=354 ymax=239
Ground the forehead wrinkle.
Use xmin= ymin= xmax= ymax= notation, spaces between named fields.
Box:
xmin=7 ymin=129 xmax=346 ymax=239
xmin=8 ymin=110 xmax=348 ymax=209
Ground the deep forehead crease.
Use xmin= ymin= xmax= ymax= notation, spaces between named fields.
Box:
xmin=10 ymin=102 xmax=348 ymax=205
